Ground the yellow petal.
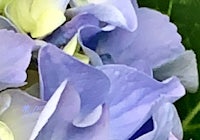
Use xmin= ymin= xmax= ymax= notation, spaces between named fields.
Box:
xmin=5 ymin=0 xmax=36 ymax=33
xmin=63 ymin=34 xmax=78 ymax=55
xmin=0 ymin=0 xmax=12 ymax=14
xmin=0 ymin=121 xmax=14 ymax=140
xmin=6 ymin=0 xmax=67 ymax=38
xmin=74 ymin=52 xmax=90 ymax=64
xmin=31 ymin=0 xmax=67 ymax=18
xmin=31 ymin=8 xmax=66 ymax=38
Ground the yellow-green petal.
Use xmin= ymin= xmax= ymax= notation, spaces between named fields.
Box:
xmin=63 ymin=34 xmax=78 ymax=55
xmin=0 ymin=0 xmax=12 ymax=14
xmin=31 ymin=8 xmax=65 ymax=38
xmin=6 ymin=0 xmax=36 ymax=33
xmin=5 ymin=0 xmax=67 ymax=38
xmin=63 ymin=34 xmax=90 ymax=64
xmin=30 ymin=0 xmax=67 ymax=38
xmin=74 ymin=52 xmax=90 ymax=64
xmin=0 ymin=121 xmax=14 ymax=140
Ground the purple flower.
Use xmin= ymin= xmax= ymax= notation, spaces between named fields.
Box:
xmin=0 ymin=1 xmax=194 ymax=139
xmin=0 ymin=45 xmax=185 ymax=140
xmin=66 ymin=0 xmax=137 ymax=32
xmin=0 ymin=29 xmax=34 ymax=139
xmin=45 ymin=0 xmax=198 ymax=93
xmin=95 ymin=7 xmax=198 ymax=93
xmin=36 ymin=45 xmax=185 ymax=139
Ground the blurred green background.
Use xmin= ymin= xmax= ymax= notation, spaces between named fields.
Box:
xmin=138 ymin=0 xmax=200 ymax=139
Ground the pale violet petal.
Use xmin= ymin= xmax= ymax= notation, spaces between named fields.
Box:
xmin=68 ymin=0 xmax=137 ymax=31
xmin=131 ymin=0 xmax=139 ymax=9
xmin=29 ymin=80 xmax=80 ymax=140
xmin=66 ymin=5 xmax=128 ymax=31
xmin=117 ymin=8 xmax=185 ymax=68
xmin=169 ymin=132 xmax=179 ymax=140
xmin=136 ymin=103 xmax=183 ymax=140
xmin=99 ymin=64 xmax=185 ymax=139
xmin=38 ymin=45 xmax=110 ymax=120
xmin=35 ymin=106 xmax=109 ymax=140
xmin=31 ymin=80 xmax=109 ymax=140
xmin=77 ymin=25 xmax=103 ymax=66
xmin=45 ymin=13 xmax=99 ymax=47
xmin=97 ymin=8 xmax=185 ymax=70
xmin=0 ymin=29 xmax=33 ymax=91
xmin=66 ymin=4 xmax=126 ymax=28
xmin=0 ymin=89 xmax=45 ymax=140
xmin=154 ymin=50 xmax=198 ymax=93
xmin=82 ymin=46 xmax=103 ymax=66
xmin=0 ymin=16 xmax=17 ymax=31
xmin=73 ymin=105 xmax=102 ymax=127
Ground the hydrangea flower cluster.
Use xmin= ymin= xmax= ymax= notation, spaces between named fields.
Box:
xmin=0 ymin=0 xmax=198 ymax=140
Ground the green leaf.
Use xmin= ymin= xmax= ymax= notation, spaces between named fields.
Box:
xmin=138 ymin=0 xmax=200 ymax=139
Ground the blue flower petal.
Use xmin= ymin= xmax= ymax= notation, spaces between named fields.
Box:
xmin=0 ymin=16 xmax=17 ymax=31
xmin=97 ymin=8 xmax=184 ymax=68
xmin=30 ymin=80 xmax=109 ymax=140
xmin=38 ymin=45 xmax=110 ymax=119
xmin=131 ymin=0 xmax=139 ymax=9
xmin=119 ymin=8 xmax=185 ymax=68
xmin=130 ymin=118 xmax=154 ymax=139
xmin=66 ymin=0 xmax=137 ymax=31
xmin=135 ymin=103 xmax=183 ymax=140
xmin=99 ymin=64 xmax=185 ymax=139
xmin=45 ymin=14 xmax=99 ymax=47
xmin=30 ymin=80 xmax=80 ymax=140
xmin=0 ymin=29 xmax=33 ymax=91
xmin=78 ymin=25 xmax=101 ymax=51
xmin=77 ymin=25 xmax=103 ymax=66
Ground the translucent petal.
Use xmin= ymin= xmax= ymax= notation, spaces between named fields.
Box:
xmin=154 ymin=50 xmax=198 ymax=93
xmin=0 ymin=90 xmax=45 ymax=140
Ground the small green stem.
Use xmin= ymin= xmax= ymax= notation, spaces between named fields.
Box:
xmin=167 ymin=0 xmax=174 ymax=16
xmin=184 ymin=124 xmax=200 ymax=131
xmin=183 ymin=101 xmax=200 ymax=129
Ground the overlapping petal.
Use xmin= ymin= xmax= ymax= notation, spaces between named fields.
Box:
xmin=134 ymin=103 xmax=183 ymax=140
xmin=30 ymin=80 xmax=109 ymax=140
xmin=0 ymin=16 xmax=17 ymax=31
xmin=45 ymin=13 xmax=99 ymax=47
xmin=45 ymin=13 xmax=104 ymax=66
xmin=46 ymin=0 xmax=197 ymax=92
xmin=154 ymin=50 xmax=198 ymax=93
xmin=95 ymin=7 xmax=198 ymax=92
xmin=0 ymin=89 xmax=45 ymax=140
xmin=40 ymin=35 xmax=185 ymax=140
xmin=66 ymin=0 xmax=137 ymax=31
xmin=38 ymin=45 xmax=110 ymax=119
xmin=0 ymin=0 xmax=193 ymax=140
xmin=0 ymin=29 xmax=33 ymax=91
xmin=0 ymin=81 xmax=109 ymax=140
xmin=99 ymin=65 xmax=185 ymax=139
xmin=5 ymin=0 xmax=69 ymax=38
xmin=97 ymin=8 xmax=185 ymax=68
